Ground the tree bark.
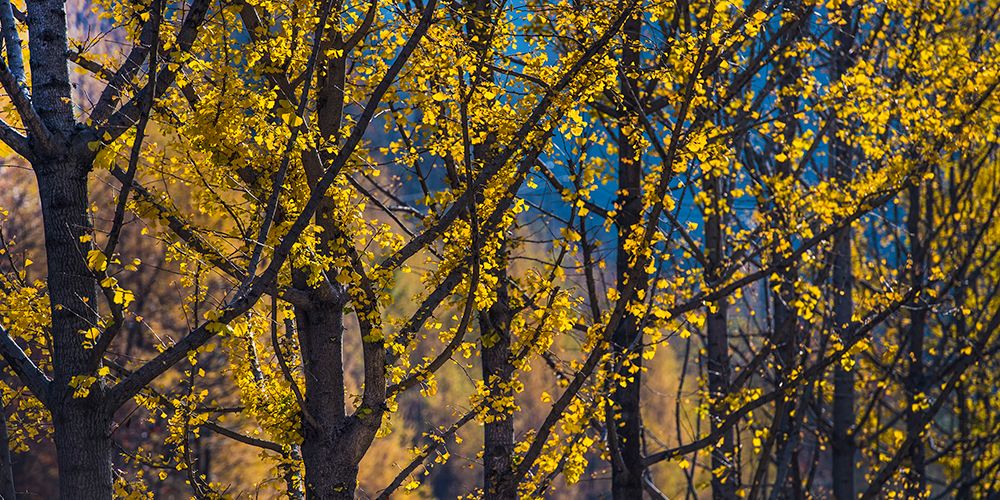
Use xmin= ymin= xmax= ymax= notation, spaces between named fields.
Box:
xmin=830 ymin=6 xmax=856 ymax=499
xmin=480 ymin=247 xmax=514 ymax=500
xmin=292 ymin=277 xmax=350 ymax=499
xmin=25 ymin=0 xmax=114 ymax=492
xmin=460 ymin=2 xmax=516 ymax=497
xmin=611 ymin=8 xmax=645 ymax=500
xmin=291 ymin=156 xmax=386 ymax=499
xmin=904 ymin=181 xmax=926 ymax=499
xmin=770 ymin=1 xmax=806 ymax=494
xmin=37 ymin=156 xmax=112 ymax=500
xmin=704 ymin=169 xmax=736 ymax=500
xmin=0 ymin=405 xmax=16 ymax=500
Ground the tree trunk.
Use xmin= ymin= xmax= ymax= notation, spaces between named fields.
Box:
xmin=51 ymin=398 xmax=113 ymax=500
xmin=36 ymin=158 xmax=112 ymax=500
xmin=480 ymin=248 xmax=514 ymax=500
xmin=830 ymin=6 xmax=856 ymax=499
xmin=704 ymin=170 xmax=736 ymax=500
xmin=293 ymin=283 xmax=349 ymax=499
xmin=611 ymin=8 xmax=645 ymax=500
xmin=0 ymin=404 xmax=16 ymax=500
xmin=28 ymin=0 xmax=114 ymax=489
xmin=461 ymin=2 xmax=516 ymax=497
xmin=771 ymin=1 xmax=806 ymax=493
xmin=904 ymin=181 xmax=926 ymax=499
xmin=293 ymin=145 xmax=358 ymax=498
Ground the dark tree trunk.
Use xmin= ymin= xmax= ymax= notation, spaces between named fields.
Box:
xmin=771 ymin=1 xmax=806 ymax=494
xmin=480 ymin=249 xmax=514 ymax=500
xmin=704 ymin=170 xmax=736 ymax=500
xmin=830 ymin=6 xmax=856 ymax=499
xmin=461 ymin=2 xmax=516 ymax=497
xmin=0 ymin=405 xmax=16 ymax=500
xmin=904 ymin=182 xmax=926 ymax=498
xmin=293 ymin=265 xmax=385 ymax=500
xmin=51 ymin=397 xmax=113 ymax=500
xmin=293 ymin=284 xmax=348 ymax=498
xmin=611 ymin=8 xmax=645 ymax=500
xmin=36 ymin=150 xmax=110 ymax=500
xmin=291 ymin=179 xmax=382 ymax=500
xmin=957 ymin=379 xmax=971 ymax=500
xmin=26 ymin=0 xmax=114 ymax=491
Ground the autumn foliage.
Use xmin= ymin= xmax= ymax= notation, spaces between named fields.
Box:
xmin=1 ymin=0 xmax=1000 ymax=498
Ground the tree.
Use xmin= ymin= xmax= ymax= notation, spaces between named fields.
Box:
xmin=0 ymin=0 xmax=640 ymax=497
xmin=5 ymin=0 xmax=1000 ymax=499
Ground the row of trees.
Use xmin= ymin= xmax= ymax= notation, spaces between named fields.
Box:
xmin=2 ymin=0 xmax=1000 ymax=498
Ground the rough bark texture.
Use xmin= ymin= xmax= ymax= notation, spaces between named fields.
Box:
xmin=830 ymin=238 xmax=855 ymax=500
xmin=463 ymin=2 xmax=516 ymax=497
xmin=480 ymin=252 xmax=514 ymax=500
xmin=294 ymin=150 xmax=385 ymax=499
xmin=292 ymin=277 xmax=349 ymax=499
xmin=830 ymin=7 xmax=857 ymax=499
xmin=51 ymin=395 xmax=113 ymax=500
xmin=704 ymin=170 xmax=736 ymax=500
xmin=21 ymin=0 xmax=116 ymax=493
xmin=26 ymin=0 xmax=75 ymax=133
xmin=36 ymin=154 xmax=112 ymax=500
xmin=770 ymin=2 xmax=805 ymax=494
xmin=0 ymin=408 xmax=15 ymax=500
xmin=611 ymin=9 xmax=645 ymax=500
xmin=957 ymin=380 xmax=971 ymax=500
xmin=904 ymin=182 xmax=927 ymax=498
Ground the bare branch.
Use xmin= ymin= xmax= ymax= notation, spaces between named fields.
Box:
xmin=198 ymin=420 xmax=285 ymax=453
xmin=0 ymin=57 xmax=50 ymax=150
xmin=0 ymin=0 xmax=26 ymax=93
xmin=95 ymin=0 xmax=211 ymax=140
xmin=88 ymin=17 xmax=156 ymax=124
xmin=0 ymin=117 xmax=29 ymax=159
xmin=375 ymin=405 xmax=481 ymax=500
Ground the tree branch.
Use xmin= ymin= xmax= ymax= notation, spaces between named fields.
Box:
xmin=0 ymin=0 xmax=26 ymax=93
xmin=377 ymin=0 xmax=638 ymax=273
xmin=198 ymin=420 xmax=285 ymax=453
xmin=0 ymin=324 xmax=49 ymax=408
xmin=0 ymin=117 xmax=29 ymax=159
xmin=0 ymin=57 xmax=50 ymax=150
xmin=94 ymin=0 xmax=211 ymax=141
xmin=103 ymin=0 xmax=439 ymax=414
xmin=88 ymin=16 xmax=156 ymax=124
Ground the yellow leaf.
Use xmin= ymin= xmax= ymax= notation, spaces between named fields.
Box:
xmin=87 ymin=250 xmax=108 ymax=272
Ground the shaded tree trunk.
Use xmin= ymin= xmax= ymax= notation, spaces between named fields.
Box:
xmin=770 ymin=1 xmax=807 ymax=494
xmin=460 ymin=1 xmax=516 ymax=497
xmin=292 ymin=271 xmax=352 ymax=499
xmin=480 ymin=245 xmax=514 ymax=500
xmin=0 ymin=405 xmax=14 ymax=500
xmin=904 ymin=181 xmax=927 ymax=498
xmin=830 ymin=6 xmax=857 ymax=499
xmin=612 ymin=6 xmax=645 ymax=500
xmin=36 ymin=139 xmax=110 ymax=500
xmin=704 ymin=168 xmax=736 ymax=500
